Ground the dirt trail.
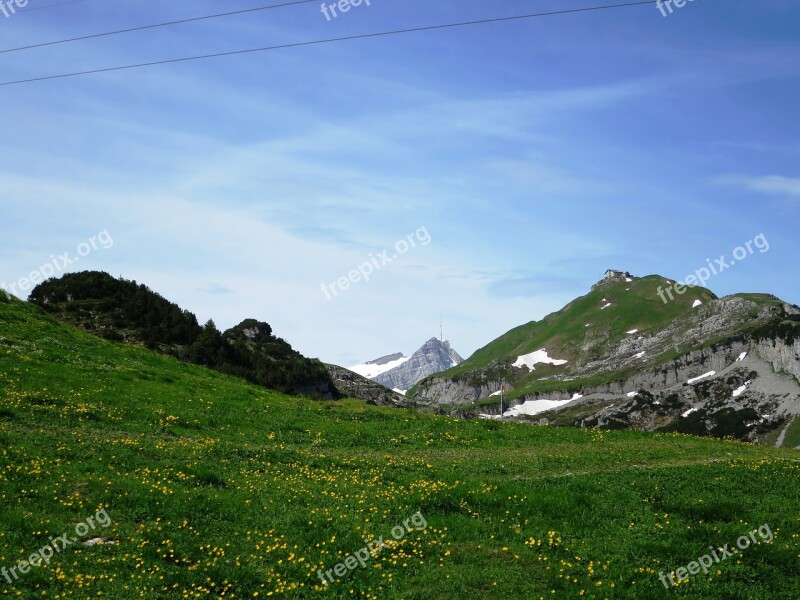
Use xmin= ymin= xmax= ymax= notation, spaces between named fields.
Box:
xmin=776 ymin=416 xmax=795 ymax=448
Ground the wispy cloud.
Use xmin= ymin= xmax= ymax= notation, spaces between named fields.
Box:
xmin=286 ymin=226 xmax=369 ymax=249
xmin=435 ymin=267 xmax=584 ymax=298
xmin=720 ymin=175 xmax=800 ymax=198
xmin=486 ymin=273 xmax=586 ymax=298
xmin=199 ymin=283 xmax=234 ymax=295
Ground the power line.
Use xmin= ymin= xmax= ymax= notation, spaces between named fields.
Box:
xmin=2 ymin=0 xmax=554 ymax=55
xmin=0 ymin=0 xmax=319 ymax=55
xmin=0 ymin=1 xmax=657 ymax=88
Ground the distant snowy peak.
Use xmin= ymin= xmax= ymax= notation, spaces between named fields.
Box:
xmin=354 ymin=338 xmax=464 ymax=392
xmin=349 ymin=353 xmax=410 ymax=379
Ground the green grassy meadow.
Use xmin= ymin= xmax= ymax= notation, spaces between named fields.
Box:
xmin=1 ymin=295 xmax=799 ymax=599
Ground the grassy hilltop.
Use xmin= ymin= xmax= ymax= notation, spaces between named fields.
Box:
xmin=1 ymin=294 xmax=799 ymax=599
xmin=411 ymin=275 xmax=720 ymax=399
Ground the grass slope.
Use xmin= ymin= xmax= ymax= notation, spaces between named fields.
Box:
xmin=1 ymin=296 xmax=799 ymax=599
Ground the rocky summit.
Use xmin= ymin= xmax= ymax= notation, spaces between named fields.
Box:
xmin=350 ymin=337 xmax=464 ymax=393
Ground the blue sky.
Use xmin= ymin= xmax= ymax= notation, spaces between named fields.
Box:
xmin=1 ymin=0 xmax=799 ymax=366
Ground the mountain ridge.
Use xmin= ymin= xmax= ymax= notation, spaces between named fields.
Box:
xmin=411 ymin=273 xmax=800 ymax=446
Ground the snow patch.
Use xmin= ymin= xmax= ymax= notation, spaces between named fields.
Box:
xmin=732 ymin=381 xmax=751 ymax=398
xmin=489 ymin=390 xmax=502 ymax=397
xmin=692 ymin=299 xmax=703 ymax=308
xmin=634 ymin=351 xmax=646 ymax=359
xmin=687 ymin=371 xmax=716 ymax=385
xmin=349 ymin=355 xmax=410 ymax=379
xmin=392 ymin=388 xmax=408 ymax=395
xmin=626 ymin=391 xmax=638 ymax=398
xmin=736 ymin=352 xmax=748 ymax=362
xmin=626 ymin=329 xmax=639 ymax=335
xmin=682 ymin=407 xmax=699 ymax=418
xmin=601 ymin=303 xmax=612 ymax=310
xmin=512 ymin=349 xmax=568 ymax=371
xmin=625 ymin=277 xmax=633 ymax=282
xmin=503 ymin=399 xmax=572 ymax=418
xmin=571 ymin=393 xmax=583 ymax=401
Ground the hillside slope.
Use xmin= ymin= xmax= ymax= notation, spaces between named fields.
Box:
xmin=1 ymin=292 xmax=800 ymax=598
xmin=28 ymin=271 xmax=339 ymax=398
xmin=413 ymin=274 xmax=800 ymax=445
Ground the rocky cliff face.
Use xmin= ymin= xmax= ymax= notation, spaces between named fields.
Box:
xmin=373 ymin=338 xmax=463 ymax=391
xmin=413 ymin=378 xmax=498 ymax=406
xmin=757 ymin=337 xmax=800 ymax=383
